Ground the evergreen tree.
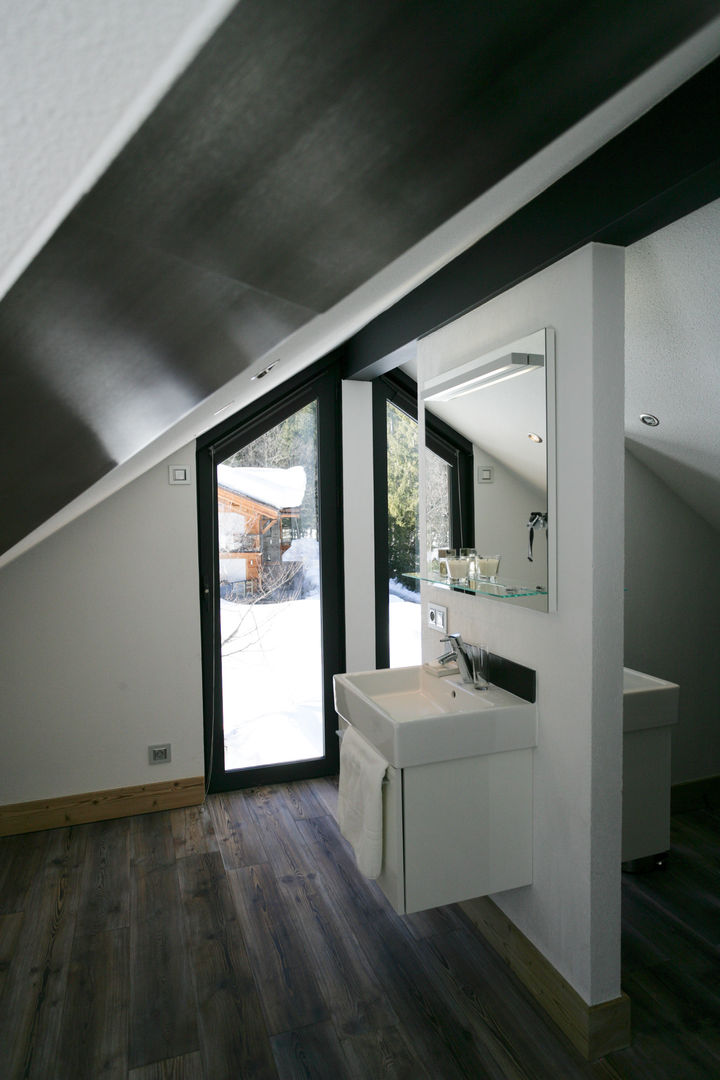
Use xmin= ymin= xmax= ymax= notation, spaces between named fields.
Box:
xmin=225 ymin=402 xmax=318 ymax=534
xmin=386 ymin=403 xmax=419 ymax=589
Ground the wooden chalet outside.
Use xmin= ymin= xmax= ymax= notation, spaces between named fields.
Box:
xmin=217 ymin=480 xmax=302 ymax=600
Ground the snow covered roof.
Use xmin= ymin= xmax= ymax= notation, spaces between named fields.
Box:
xmin=216 ymin=464 xmax=306 ymax=510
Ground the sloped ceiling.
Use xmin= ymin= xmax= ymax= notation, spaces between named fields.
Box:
xmin=1 ymin=0 xmax=719 ymax=557
xmin=626 ymin=197 xmax=720 ymax=534
xmin=0 ymin=0 xmax=237 ymax=303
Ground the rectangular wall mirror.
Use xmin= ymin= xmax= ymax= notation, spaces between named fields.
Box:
xmin=421 ymin=327 xmax=556 ymax=612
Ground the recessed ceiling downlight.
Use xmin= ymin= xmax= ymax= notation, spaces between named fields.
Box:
xmin=528 ymin=432 xmax=543 ymax=443
xmin=640 ymin=413 xmax=660 ymax=427
xmin=252 ymin=360 xmax=280 ymax=381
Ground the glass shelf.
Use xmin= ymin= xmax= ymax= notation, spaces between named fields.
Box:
xmin=404 ymin=572 xmax=547 ymax=600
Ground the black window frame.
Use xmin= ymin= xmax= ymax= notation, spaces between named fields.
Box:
xmin=372 ymin=369 xmax=473 ymax=669
xmin=196 ymin=355 xmax=345 ymax=793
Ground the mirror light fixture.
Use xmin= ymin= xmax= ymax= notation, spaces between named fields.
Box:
xmin=422 ymin=352 xmax=544 ymax=402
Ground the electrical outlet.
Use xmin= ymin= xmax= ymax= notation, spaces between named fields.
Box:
xmin=427 ymin=603 xmax=447 ymax=633
xmin=148 ymin=743 xmax=172 ymax=765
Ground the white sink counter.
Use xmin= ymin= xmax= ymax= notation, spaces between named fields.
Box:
xmin=334 ymin=664 xmax=537 ymax=768
xmin=623 ymin=666 xmax=679 ymax=732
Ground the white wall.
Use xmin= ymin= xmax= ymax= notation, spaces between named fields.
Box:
xmin=0 ymin=444 xmax=204 ymax=805
xmin=625 ymin=196 xmax=720 ymax=533
xmin=342 ymin=381 xmax=376 ymax=672
xmin=624 ymin=198 xmax=720 ymax=786
xmin=0 ymin=386 xmax=379 ymax=808
xmin=625 ymin=450 xmax=720 ymax=783
xmin=418 ymin=244 xmax=625 ymax=1006
xmin=472 ymin=445 xmax=547 ymax=589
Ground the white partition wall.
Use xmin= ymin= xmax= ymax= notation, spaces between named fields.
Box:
xmin=418 ymin=243 xmax=625 ymax=1006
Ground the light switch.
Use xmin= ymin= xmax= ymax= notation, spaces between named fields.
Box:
xmin=168 ymin=465 xmax=191 ymax=485
xmin=478 ymin=465 xmax=494 ymax=483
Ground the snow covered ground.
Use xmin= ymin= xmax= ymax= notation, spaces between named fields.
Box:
xmin=220 ymin=596 xmax=324 ymax=771
xmin=388 ymin=592 xmax=422 ymax=667
xmin=220 ymin=591 xmax=421 ymax=771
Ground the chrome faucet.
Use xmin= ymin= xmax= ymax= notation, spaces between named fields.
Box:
xmin=440 ymin=633 xmax=488 ymax=690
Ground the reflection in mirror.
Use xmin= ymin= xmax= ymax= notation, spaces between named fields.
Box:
xmin=421 ymin=328 xmax=555 ymax=611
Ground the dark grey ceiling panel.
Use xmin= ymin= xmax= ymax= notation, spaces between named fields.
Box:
xmin=77 ymin=0 xmax=720 ymax=311
xmin=0 ymin=216 xmax=314 ymax=549
xmin=1 ymin=0 xmax=718 ymax=555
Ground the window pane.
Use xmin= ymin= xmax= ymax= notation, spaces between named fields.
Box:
xmin=217 ymin=401 xmax=323 ymax=770
xmin=425 ymin=447 xmax=451 ymax=553
xmin=386 ymin=401 xmax=421 ymax=667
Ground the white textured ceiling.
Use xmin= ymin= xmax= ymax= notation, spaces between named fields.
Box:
xmin=0 ymin=0 xmax=236 ymax=303
xmin=625 ymin=196 xmax=720 ymax=534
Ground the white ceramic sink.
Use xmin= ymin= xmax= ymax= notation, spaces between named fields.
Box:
xmin=333 ymin=665 xmax=537 ymax=768
xmin=623 ymin=666 xmax=679 ymax=732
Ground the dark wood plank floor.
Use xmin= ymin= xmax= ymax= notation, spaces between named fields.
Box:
xmin=0 ymin=780 xmax=718 ymax=1079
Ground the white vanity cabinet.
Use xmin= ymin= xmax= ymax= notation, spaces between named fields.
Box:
xmin=378 ymin=749 xmax=533 ymax=914
xmin=622 ymin=667 xmax=679 ymax=865
xmin=333 ymin=664 xmax=537 ymax=914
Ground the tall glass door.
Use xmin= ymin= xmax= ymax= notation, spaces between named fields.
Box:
xmin=198 ymin=368 xmax=343 ymax=791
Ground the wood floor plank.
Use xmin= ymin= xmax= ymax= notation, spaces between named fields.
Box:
xmin=0 ymin=825 xmax=87 ymax=1079
xmin=206 ymin=791 xmax=268 ymax=870
xmin=1 ymin=783 xmax=719 ymax=1079
xmin=0 ymin=911 xmax=24 ymax=1000
xmin=294 ymin=813 xmax=388 ymax=925
xmin=311 ymin=775 xmax=339 ymax=818
xmin=129 ymin=814 xmax=199 ymax=1070
xmin=271 ymin=1020 xmax=353 ymax=1080
xmin=0 ymin=829 xmax=49 ymax=914
xmin=280 ymin=779 xmax=327 ymax=821
xmin=621 ymin=877 xmax=716 ymax=976
xmin=292 ymin=818 xmax=478 ymax=1079
xmin=76 ymin=817 xmax=131 ymax=934
xmin=171 ymin=801 xmax=218 ymax=860
xmin=426 ymin=924 xmax=599 ymax=1080
xmin=630 ymin=855 xmax=720 ymax=949
xmin=55 ymin=927 xmax=129 ymax=1079
xmin=361 ymin=908 xmax=515 ymax=1080
xmin=339 ymin=1022 xmax=434 ymax=1080
xmin=621 ymin=959 xmax=720 ymax=1051
xmin=128 ymin=1050 xmax=205 ymax=1079
xmin=603 ymin=989 xmax=720 ymax=1080
xmin=228 ymin=861 xmax=328 ymax=1036
xmin=275 ymin=858 xmax=400 ymax=1038
xmin=245 ymin=786 xmax=316 ymax=880
xmin=403 ymin=902 xmax=466 ymax=941
xmin=177 ymin=851 xmax=278 ymax=1080
xmin=131 ymin=809 xmax=176 ymax=872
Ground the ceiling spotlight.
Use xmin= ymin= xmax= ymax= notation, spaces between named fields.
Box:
xmin=527 ymin=432 xmax=543 ymax=443
xmin=252 ymin=360 xmax=280 ymax=381
xmin=640 ymin=413 xmax=660 ymax=427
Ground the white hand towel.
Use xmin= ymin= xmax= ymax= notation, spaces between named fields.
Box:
xmin=337 ymin=725 xmax=388 ymax=879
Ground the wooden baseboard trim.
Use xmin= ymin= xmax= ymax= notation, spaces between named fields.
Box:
xmin=671 ymin=774 xmax=720 ymax=813
xmin=460 ymin=896 xmax=631 ymax=1061
xmin=0 ymin=776 xmax=205 ymax=837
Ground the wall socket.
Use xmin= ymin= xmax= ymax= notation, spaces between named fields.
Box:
xmin=148 ymin=743 xmax=172 ymax=765
xmin=427 ymin=603 xmax=447 ymax=633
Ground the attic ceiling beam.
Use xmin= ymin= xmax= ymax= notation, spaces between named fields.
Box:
xmin=343 ymin=57 xmax=720 ymax=382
